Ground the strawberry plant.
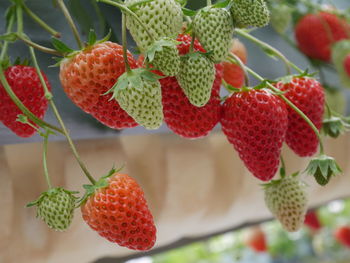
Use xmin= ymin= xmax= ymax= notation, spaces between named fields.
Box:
xmin=0 ymin=0 xmax=349 ymax=254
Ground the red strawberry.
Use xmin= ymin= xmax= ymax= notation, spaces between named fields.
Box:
xmin=276 ymin=77 xmax=325 ymax=157
xmin=304 ymin=210 xmax=322 ymax=231
xmin=295 ymin=12 xmax=350 ymax=62
xmin=161 ymin=64 xmax=222 ymax=139
xmin=223 ymin=39 xmax=247 ymax=89
xmin=343 ymin=54 xmax=350 ymax=76
xmin=81 ymin=172 xmax=156 ymax=251
xmin=160 ymin=34 xmax=222 ymax=139
xmin=221 ymin=89 xmax=288 ymax=181
xmin=244 ymin=226 xmax=267 ymax=253
xmin=0 ymin=65 xmax=50 ymax=137
xmin=334 ymin=226 xmax=350 ymax=248
xmin=59 ymin=41 xmax=137 ymax=129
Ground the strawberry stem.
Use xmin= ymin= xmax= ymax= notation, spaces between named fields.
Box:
xmin=122 ymin=13 xmax=132 ymax=73
xmin=228 ymin=53 xmax=250 ymax=86
xmin=21 ymin=2 xmax=61 ymax=38
xmin=0 ymin=13 xmax=15 ymax=61
xmin=228 ymin=54 xmax=325 ymax=154
xmin=97 ymin=0 xmax=155 ymax=41
xmin=29 ymin=47 xmax=96 ymax=185
xmin=190 ymin=33 xmax=195 ymax=52
xmin=16 ymin=3 xmax=24 ymax=36
xmin=42 ymin=129 xmax=53 ymax=189
xmin=16 ymin=34 xmax=62 ymax=56
xmin=236 ymin=29 xmax=302 ymax=75
xmin=56 ymin=0 xmax=83 ymax=49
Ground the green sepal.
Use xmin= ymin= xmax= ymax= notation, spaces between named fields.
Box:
xmin=305 ymin=154 xmax=342 ymax=186
xmin=145 ymin=38 xmax=180 ymax=63
xmin=262 ymin=172 xmax=301 ymax=189
xmin=182 ymin=7 xmax=197 ymax=17
xmin=212 ymin=0 xmax=231 ymax=9
xmin=276 ymin=70 xmax=317 ymax=84
xmin=322 ymin=116 xmax=350 ymax=138
xmin=175 ymin=0 xmax=187 ymax=7
xmin=182 ymin=50 xmax=212 ymax=60
xmin=27 ymin=187 xmax=79 ymax=208
xmin=128 ymin=0 xmax=155 ymax=12
xmin=77 ymin=166 xmax=123 ymax=207
xmin=87 ymin=29 xmax=97 ymax=46
xmin=106 ymin=68 xmax=163 ymax=99
xmin=51 ymin=37 xmax=75 ymax=54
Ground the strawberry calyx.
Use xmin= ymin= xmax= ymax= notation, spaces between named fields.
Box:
xmin=27 ymin=187 xmax=79 ymax=208
xmin=145 ymin=37 xmax=180 ymax=63
xmin=106 ymin=68 xmax=163 ymax=100
xmin=262 ymin=172 xmax=301 ymax=189
xmin=323 ymin=116 xmax=350 ymax=138
xmin=305 ymin=154 xmax=342 ymax=186
xmin=51 ymin=29 xmax=111 ymax=65
xmin=276 ymin=70 xmax=317 ymax=84
xmin=78 ymin=166 xmax=124 ymax=206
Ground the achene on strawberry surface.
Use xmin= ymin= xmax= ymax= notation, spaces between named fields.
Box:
xmin=0 ymin=65 xmax=50 ymax=137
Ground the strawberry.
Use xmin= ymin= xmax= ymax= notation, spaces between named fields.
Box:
xmin=275 ymin=77 xmax=325 ymax=157
xmin=125 ymin=0 xmax=183 ymax=52
xmin=244 ymin=226 xmax=267 ymax=253
xmin=230 ymin=0 xmax=270 ymax=28
xmin=0 ymin=65 xmax=50 ymax=137
xmin=28 ymin=188 xmax=77 ymax=231
xmin=59 ymin=42 xmax=138 ymax=129
xmin=161 ymin=64 xmax=222 ymax=139
xmin=334 ymin=226 xmax=350 ymax=248
xmin=344 ymin=54 xmax=350 ymax=76
xmin=221 ymin=89 xmax=288 ymax=181
xmin=81 ymin=170 xmax=157 ymax=251
xmin=222 ymin=39 xmax=247 ymax=89
xmin=304 ymin=210 xmax=322 ymax=231
xmin=332 ymin=40 xmax=350 ymax=88
xmin=177 ymin=52 xmax=216 ymax=107
xmin=177 ymin=34 xmax=206 ymax=55
xmin=193 ymin=7 xmax=234 ymax=63
xmin=295 ymin=12 xmax=350 ymax=62
xmin=110 ymin=68 xmax=163 ymax=130
xmin=264 ymin=175 xmax=308 ymax=232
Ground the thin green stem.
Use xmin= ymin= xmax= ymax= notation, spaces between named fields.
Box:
xmin=56 ymin=0 xmax=83 ymax=49
xmin=29 ymin=47 xmax=96 ymax=184
xmin=228 ymin=54 xmax=324 ymax=154
xmin=16 ymin=4 xmax=24 ymax=35
xmin=16 ymin=34 xmax=62 ymax=56
xmin=97 ymin=0 xmax=154 ymax=41
xmin=236 ymin=29 xmax=303 ymax=75
xmin=91 ymin=0 xmax=106 ymax=34
xmin=21 ymin=2 xmax=61 ymax=37
xmin=190 ymin=32 xmax=195 ymax=52
xmin=325 ymin=102 xmax=332 ymax=118
xmin=0 ymin=14 xmax=15 ymax=61
xmin=280 ymin=155 xmax=286 ymax=178
xmin=122 ymin=14 xmax=131 ymax=73
xmin=42 ymin=130 xmax=52 ymax=189
xmin=229 ymin=53 xmax=250 ymax=87
xmin=207 ymin=0 xmax=212 ymax=6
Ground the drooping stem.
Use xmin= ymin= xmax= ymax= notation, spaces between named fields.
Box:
xmin=280 ymin=155 xmax=286 ymax=178
xmin=21 ymin=2 xmax=61 ymax=37
xmin=0 ymin=14 xmax=15 ymax=61
xmin=29 ymin=47 xmax=96 ymax=184
xmin=16 ymin=4 xmax=24 ymax=35
xmin=42 ymin=130 xmax=52 ymax=189
xmin=16 ymin=34 xmax=62 ymax=56
xmin=97 ymin=0 xmax=154 ymax=41
xmin=229 ymin=53 xmax=250 ymax=87
xmin=122 ymin=13 xmax=131 ymax=73
xmin=228 ymin=54 xmax=324 ymax=154
xmin=56 ymin=0 xmax=83 ymax=49
xmin=236 ymin=29 xmax=303 ymax=75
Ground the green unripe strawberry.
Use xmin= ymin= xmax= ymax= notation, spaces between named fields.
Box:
xmin=270 ymin=3 xmax=293 ymax=34
xmin=28 ymin=188 xmax=77 ymax=231
xmin=193 ymin=7 xmax=234 ymax=63
xmin=111 ymin=68 xmax=164 ymax=129
xmin=177 ymin=52 xmax=216 ymax=107
xmin=125 ymin=0 xmax=183 ymax=52
xmin=264 ymin=175 xmax=308 ymax=232
xmin=332 ymin=40 xmax=350 ymax=88
xmin=230 ymin=0 xmax=270 ymax=28
xmin=146 ymin=38 xmax=181 ymax=76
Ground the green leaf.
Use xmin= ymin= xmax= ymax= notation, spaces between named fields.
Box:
xmin=51 ymin=38 xmax=74 ymax=54
xmin=212 ymin=0 xmax=231 ymax=9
